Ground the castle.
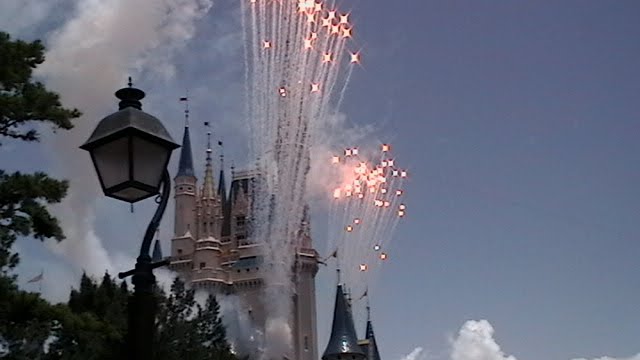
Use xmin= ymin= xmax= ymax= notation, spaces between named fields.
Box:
xmin=165 ymin=122 xmax=382 ymax=360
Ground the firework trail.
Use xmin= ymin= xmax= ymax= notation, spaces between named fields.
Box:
xmin=240 ymin=0 xmax=359 ymax=357
xmin=326 ymin=144 xmax=408 ymax=308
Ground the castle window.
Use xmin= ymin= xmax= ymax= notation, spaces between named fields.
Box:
xmin=236 ymin=215 xmax=246 ymax=228
xmin=236 ymin=234 xmax=246 ymax=247
xmin=200 ymin=262 xmax=205 ymax=269
xmin=304 ymin=336 xmax=309 ymax=351
xmin=179 ymin=186 xmax=184 ymax=191
xmin=177 ymin=249 xmax=183 ymax=255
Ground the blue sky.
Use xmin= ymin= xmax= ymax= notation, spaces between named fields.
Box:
xmin=1 ymin=1 xmax=639 ymax=360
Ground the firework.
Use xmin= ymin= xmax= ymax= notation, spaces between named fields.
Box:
xmin=241 ymin=0 xmax=361 ymax=356
xmin=327 ymin=143 xmax=407 ymax=298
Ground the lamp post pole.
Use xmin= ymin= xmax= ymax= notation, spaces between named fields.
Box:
xmin=80 ymin=80 xmax=180 ymax=360
xmin=118 ymin=169 xmax=171 ymax=360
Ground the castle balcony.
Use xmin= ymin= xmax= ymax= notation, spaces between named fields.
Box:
xmin=197 ymin=236 xmax=222 ymax=245
xmin=170 ymin=254 xmax=193 ymax=262
xmin=230 ymin=269 xmax=264 ymax=283
xmin=195 ymin=243 xmax=222 ymax=251
xmin=192 ymin=268 xmax=228 ymax=283
xmin=236 ymin=242 xmax=263 ymax=257
xmin=297 ymin=247 xmax=318 ymax=259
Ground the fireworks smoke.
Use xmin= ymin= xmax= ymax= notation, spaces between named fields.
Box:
xmin=240 ymin=0 xmax=359 ymax=357
xmin=33 ymin=0 xmax=213 ymax=277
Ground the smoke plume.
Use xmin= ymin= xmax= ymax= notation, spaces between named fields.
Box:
xmin=30 ymin=0 xmax=212 ymax=278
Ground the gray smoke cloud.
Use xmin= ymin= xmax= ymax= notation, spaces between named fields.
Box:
xmin=28 ymin=0 xmax=213 ymax=279
xmin=218 ymin=294 xmax=265 ymax=358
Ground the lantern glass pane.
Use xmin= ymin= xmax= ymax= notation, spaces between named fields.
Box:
xmin=132 ymin=136 xmax=169 ymax=189
xmin=112 ymin=187 xmax=151 ymax=202
xmin=92 ymin=137 xmax=130 ymax=189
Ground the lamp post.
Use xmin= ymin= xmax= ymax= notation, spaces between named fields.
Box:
xmin=80 ymin=78 xmax=179 ymax=360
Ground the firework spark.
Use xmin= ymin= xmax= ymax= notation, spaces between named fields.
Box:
xmin=241 ymin=0 xmax=361 ymax=357
xmin=326 ymin=143 xmax=407 ymax=301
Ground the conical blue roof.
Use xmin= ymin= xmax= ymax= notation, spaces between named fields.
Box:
xmin=322 ymin=285 xmax=366 ymax=359
xmin=152 ymin=239 xmax=163 ymax=263
xmin=364 ymin=319 xmax=382 ymax=360
xmin=176 ymin=126 xmax=195 ymax=177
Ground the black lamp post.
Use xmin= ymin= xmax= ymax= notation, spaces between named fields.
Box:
xmin=80 ymin=78 xmax=179 ymax=360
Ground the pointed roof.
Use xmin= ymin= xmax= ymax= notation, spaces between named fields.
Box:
xmin=152 ymin=239 xmax=163 ymax=263
xmin=322 ymin=285 xmax=366 ymax=360
xmin=364 ymin=319 xmax=382 ymax=360
xmin=202 ymin=131 xmax=215 ymax=198
xmin=176 ymin=126 xmax=195 ymax=177
xmin=217 ymin=167 xmax=227 ymax=200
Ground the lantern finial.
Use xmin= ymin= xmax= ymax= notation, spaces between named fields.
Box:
xmin=116 ymin=77 xmax=145 ymax=110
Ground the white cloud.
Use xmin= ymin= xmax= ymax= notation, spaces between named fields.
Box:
xmin=450 ymin=320 xmax=517 ymax=360
xmin=401 ymin=347 xmax=429 ymax=360
xmin=572 ymin=355 xmax=640 ymax=360
xmin=401 ymin=320 xmax=639 ymax=360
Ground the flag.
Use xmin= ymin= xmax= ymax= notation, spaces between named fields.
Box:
xmin=218 ymin=141 xmax=223 ymax=146
xmin=358 ymin=288 xmax=368 ymax=301
xmin=179 ymin=97 xmax=188 ymax=101
xmin=27 ymin=271 xmax=43 ymax=283
xmin=204 ymin=121 xmax=210 ymax=127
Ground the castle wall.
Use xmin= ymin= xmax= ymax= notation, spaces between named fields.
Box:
xmin=170 ymin=166 xmax=319 ymax=360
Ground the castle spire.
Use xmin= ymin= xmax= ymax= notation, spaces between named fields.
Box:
xmin=176 ymin=95 xmax=194 ymax=178
xmin=322 ymin=285 xmax=366 ymax=360
xmin=217 ymin=141 xmax=227 ymax=199
xmin=202 ymin=125 xmax=215 ymax=198
xmin=152 ymin=227 xmax=163 ymax=262
xmin=364 ymin=302 xmax=382 ymax=360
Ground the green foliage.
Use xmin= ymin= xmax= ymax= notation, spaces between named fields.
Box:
xmin=0 ymin=32 xmax=80 ymax=143
xmin=0 ymin=31 xmax=79 ymax=277
xmin=154 ymin=277 xmax=236 ymax=360
xmin=0 ymin=32 xmax=237 ymax=360
xmin=0 ymin=30 xmax=80 ymax=359
xmin=0 ymin=274 xmax=237 ymax=359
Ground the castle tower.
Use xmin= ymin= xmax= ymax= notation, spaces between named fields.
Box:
xmin=322 ymin=284 xmax=366 ymax=360
xmin=169 ymin=108 xmax=319 ymax=360
xmin=358 ymin=304 xmax=382 ymax=360
xmin=174 ymin=122 xmax=197 ymax=238
xmin=171 ymin=106 xmax=198 ymax=276
xmin=196 ymin=130 xmax=224 ymax=239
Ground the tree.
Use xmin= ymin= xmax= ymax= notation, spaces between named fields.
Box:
xmin=0 ymin=31 xmax=81 ymax=277
xmin=0 ymin=30 xmax=80 ymax=359
xmin=153 ymin=277 xmax=239 ymax=360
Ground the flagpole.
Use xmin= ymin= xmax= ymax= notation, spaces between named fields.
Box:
xmin=39 ymin=268 xmax=43 ymax=294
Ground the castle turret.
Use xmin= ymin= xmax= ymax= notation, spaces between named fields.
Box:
xmin=359 ymin=304 xmax=382 ymax=360
xmin=152 ymin=239 xmax=163 ymax=263
xmin=322 ymin=284 xmax=366 ymax=360
xmin=174 ymin=112 xmax=197 ymax=238
xmin=202 ymin=131 xmax=216 ymax=200
xmin=197 ymin=129 xmax=223 ymax=239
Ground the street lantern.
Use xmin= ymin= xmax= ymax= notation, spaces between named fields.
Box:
xmin=80 ymin=82 xmax=179 ymax=203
